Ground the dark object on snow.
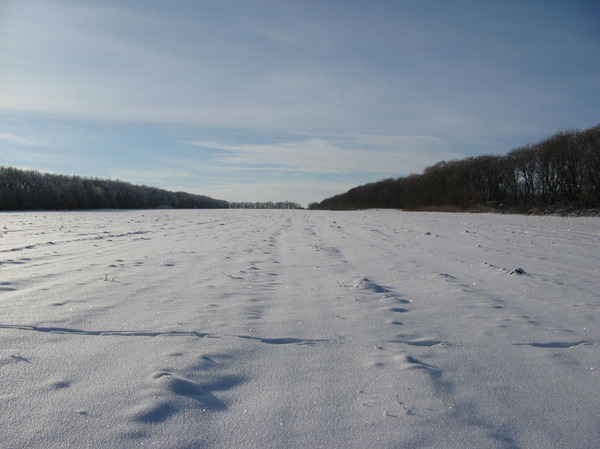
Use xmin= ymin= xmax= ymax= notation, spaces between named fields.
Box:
xmin=509 ymin=267 xmax=526 ymax=275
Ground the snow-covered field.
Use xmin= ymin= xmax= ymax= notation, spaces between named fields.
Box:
xmin=1 ymin=209 xmax=599 ymax=448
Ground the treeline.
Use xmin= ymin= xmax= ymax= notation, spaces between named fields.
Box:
xmin=229 ymin=201 xmax=303 ymax=209
xmin=310 ymin=124 xmax=600 ymax=213
xmin=0 ymin=166 xmax=229 ymax=210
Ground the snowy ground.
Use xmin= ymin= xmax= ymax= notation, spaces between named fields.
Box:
xmin=1 ymin=209 xmax=599 ymax=448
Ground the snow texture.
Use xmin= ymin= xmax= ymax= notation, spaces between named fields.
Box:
xmin=1 ymin=210 xmax=599 ymax=448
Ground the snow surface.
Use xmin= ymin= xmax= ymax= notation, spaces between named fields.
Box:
xmin=1 ymin=209 xmax=599 ymax=448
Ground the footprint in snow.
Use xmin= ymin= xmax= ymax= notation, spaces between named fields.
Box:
xmin=129 ymin=364 xmax=247 ymax=425
xmin=388 ymin=307 xmax=410 ymax=313
xmin=46 ymin=380 xmax=71 ymax=390
xmin=128 ymin=400 xmax=176 ymax=424
xmin=354 ymin=277 xmax=388 ymax=293
xmin=151 ymin=371 xmax=206 ymax=396
xmin=394 ymin=355 xmax=440 ymax=372
xmin=394 ymin=355 xmax=453 ymax=394
xmin=388 ymin=320 xmax=404 ymax=326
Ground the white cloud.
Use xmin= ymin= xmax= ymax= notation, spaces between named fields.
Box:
xmin=186 ymin=135 xmax=463 ymax=176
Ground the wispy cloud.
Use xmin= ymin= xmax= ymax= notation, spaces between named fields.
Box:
xmin=186 ymin=135 xmax=462 ymax=176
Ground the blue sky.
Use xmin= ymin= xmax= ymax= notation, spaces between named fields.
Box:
xmin=1 ymin=0 xmax=599 ymax=206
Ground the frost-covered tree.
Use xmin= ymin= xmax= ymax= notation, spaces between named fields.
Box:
xmin=0 ymin=167 xmax=228 ymax=210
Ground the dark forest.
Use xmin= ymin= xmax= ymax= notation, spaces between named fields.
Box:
xmin=310 ymin=124 xmax=600 ymax=213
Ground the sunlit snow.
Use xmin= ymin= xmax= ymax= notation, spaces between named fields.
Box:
xmin=1 ymin=210 xmax=599 ymax=448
